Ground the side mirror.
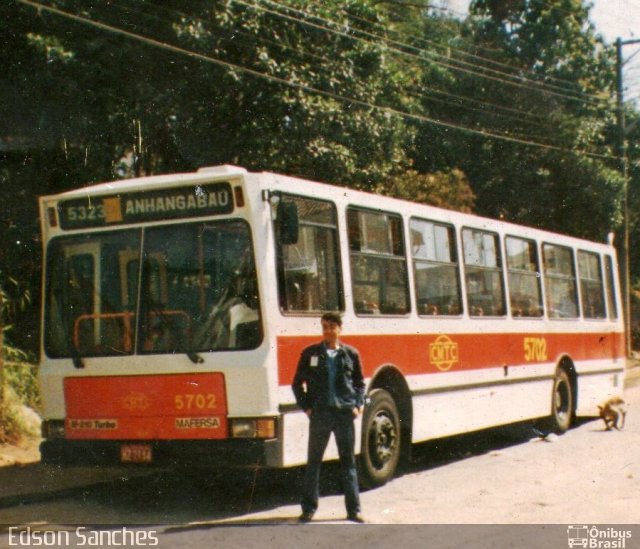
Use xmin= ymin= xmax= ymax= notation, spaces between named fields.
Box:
xmin=277 ymin=201 xmax=299 ymax=245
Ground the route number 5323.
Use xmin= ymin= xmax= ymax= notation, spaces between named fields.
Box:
xmin=523 ymin=337 xmax=548 ymax=362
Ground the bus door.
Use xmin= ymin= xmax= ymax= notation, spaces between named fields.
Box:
xmin=64 ymin=243 xmax=104 ymax=353
xmin=45 ymin=230 xmax=142 ymax=358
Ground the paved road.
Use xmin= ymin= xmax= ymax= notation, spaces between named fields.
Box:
xmin=0 ymin=385 xmax=639 ymax=548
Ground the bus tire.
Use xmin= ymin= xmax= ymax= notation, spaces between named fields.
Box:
xmin=40 ymin=440 xmax=74 ymax=466
xmin=547 ymin=369 xmax=573 ymax=434
xmin=358 ymin=388 xmax=401 ymax=489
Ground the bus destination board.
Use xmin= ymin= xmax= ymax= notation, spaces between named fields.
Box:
xmin=58 ymin=182 xmax=234 ymax=229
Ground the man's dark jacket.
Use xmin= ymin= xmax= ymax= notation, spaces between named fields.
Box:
xmin=292 ymin=342 xmax=365 ymax=411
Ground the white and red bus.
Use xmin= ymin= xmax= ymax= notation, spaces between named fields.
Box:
xmin=38 ymin=165 xmax=625 ymax=486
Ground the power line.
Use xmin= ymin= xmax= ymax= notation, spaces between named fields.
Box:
xmin=239 ymin=0 xmax=612 ymax=108
xmin=122 ymin=0 xmax=613 ymax=135
xmin=109 ymin=0 xmax=334 ymax=65
xmin=313 ymin=0 xmax=601 ymax=94
xmin=115 ymin=0 xmax=552 ymax=126
xmin=14 ymin=0 xmax=618 ymax=161
xmin=112 ymin=0 xmax=615 ymax=148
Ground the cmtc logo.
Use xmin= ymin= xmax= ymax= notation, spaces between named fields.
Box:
xmin=122 ymin=392 xmax=151 ymax=412
xmin=567 ymin=526 xmax=632 ymax=548
xmin=429 ymin=334 xmax=459 ymax=372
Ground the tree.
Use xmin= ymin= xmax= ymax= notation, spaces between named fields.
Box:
xmin=410 ymin=0 xmax=622 ymax=240
xmin=1 ymin=0 xmax=421 ymax=352
xmin=0 ymin=276 xmax=30 ymax=411
xmin=1 ymin=0 xmax=638 ymax=358
xmin=381 ymin=168 xmax=476 ymax=212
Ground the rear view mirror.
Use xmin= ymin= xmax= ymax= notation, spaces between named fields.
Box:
xmin=277 ymin=201 xmax=299 ymax=245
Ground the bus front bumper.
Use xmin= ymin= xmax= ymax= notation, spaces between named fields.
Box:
xmin=40 ymin=437 xmax=282 ymax=468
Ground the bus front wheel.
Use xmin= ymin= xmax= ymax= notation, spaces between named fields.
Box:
xmin=358 ymin=388 xmax=401 ymax=489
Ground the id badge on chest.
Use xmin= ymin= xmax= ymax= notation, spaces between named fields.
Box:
xmin=310 ymin=356 xmax=319 ymax=367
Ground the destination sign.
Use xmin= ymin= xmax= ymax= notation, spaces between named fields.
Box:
xmin=58 ymin=182 xmax=234 ymax=229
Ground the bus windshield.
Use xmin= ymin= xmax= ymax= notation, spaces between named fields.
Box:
xmin=45 ymin=220 xmax=262 ymax=358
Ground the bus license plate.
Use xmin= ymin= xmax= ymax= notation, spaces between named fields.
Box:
xmin=120 ymin=444 xmax=152 ymax=464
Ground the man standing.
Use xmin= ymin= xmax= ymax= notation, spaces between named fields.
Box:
xmin=292 ymin=312 xmax=366 ymax=523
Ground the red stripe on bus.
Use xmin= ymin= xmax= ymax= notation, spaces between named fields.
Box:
xmin=64 ymin=373 xmax=228 ymax=440
xmin=277 ymin=331 xmax=624 ymax=386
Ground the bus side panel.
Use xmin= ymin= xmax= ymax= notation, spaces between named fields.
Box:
xmin=575 ymin=369 xmax=625 ymax=416
xmin=410 ymin=376 xmax=552 ymax=441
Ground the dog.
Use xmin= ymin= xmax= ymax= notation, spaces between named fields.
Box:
xmin=598 ymin=396 xmax=628 ymax=431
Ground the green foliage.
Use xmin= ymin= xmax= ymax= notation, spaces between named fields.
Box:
xmin=0 ymin=389 xmax=25 ymax=444
xmin=409 ymin=0 xmax=621 ymax=240
xmin=3 ymin=344 xmax=40 ymax=411
xmin=630 ymin=289 xmax=640 ymax=351
xmin=382 ymin=169 xmax=476 ymax=213
xmin=0 ymin=0 xmax=637 ymax=351
xmin=0 ymin=384 xmax=40 ymax=444
xmin=0 ymin=343 xmax=40 ymax=444
xmin=166 ymin=0 xmax=413 ymax=188
xmin=0 ymin=278 xmax=31 ymax=324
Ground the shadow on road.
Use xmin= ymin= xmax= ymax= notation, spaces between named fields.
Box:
xmin=405 ymin=417 xmax=592 ymax=473
xmin=0 ymin=417 xmax=599 ymax=527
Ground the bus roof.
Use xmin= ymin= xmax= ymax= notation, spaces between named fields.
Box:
xmin=40 ymin=165 xmax=248 ymax=200
xmin=40 ymin=164 xmax=614 ymax=251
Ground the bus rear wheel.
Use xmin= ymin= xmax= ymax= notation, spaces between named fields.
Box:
xmin=547 ymin=369 xmax=573 ymax=433
xmin=358 ymin=389 xmax=401 ymax=489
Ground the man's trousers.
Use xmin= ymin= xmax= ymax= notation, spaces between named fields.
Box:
xmin=301 ymin=407 xmax=361 ymax=516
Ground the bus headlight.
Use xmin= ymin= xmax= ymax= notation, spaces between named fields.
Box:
xmin=230 ymin=418 xmax=277 ymax=439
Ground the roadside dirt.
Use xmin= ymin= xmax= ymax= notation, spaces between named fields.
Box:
xmin=0 ymin=438 xmax=40 ymax=467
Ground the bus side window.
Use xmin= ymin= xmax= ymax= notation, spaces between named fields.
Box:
xmin=505 ymin=236 xmax=543 ymax=318
xmin=604 ymin=255 xmax=619 ymax=319
xmin=275 ymin=195 xmax=343 ymax=313
xmin=462 ymin=228 xmax=506 ymax=317
xmin=543 ymin=243 xmax=579 ymax=319
xmin=578 ymin=250 xmax=606 ymax=319
xmin=410 ymin=218 xmax=462 ymax=316
xmin=348 ymin=208 xmax=410 ymax=316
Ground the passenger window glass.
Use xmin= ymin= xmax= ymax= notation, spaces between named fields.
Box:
xmin=543 ymin=244 xmax=579 ymax=319
xmin=143 ymin=221 xmax=262 ymax=353
xmin=604 ymin=255 xmax=619 ymax=320
xmin=578 ymin=251 xmax=606 ymax=319
xmin=462 ymin=228 xmax=505 ymax=317
xmin=45 ymin=231 xmax=141 ymax=357
xmin=348 ymin=208 xmax=409 ymax=315
xmin=410 ymin=219 xmax=462 ymax=316
xmin=505 ymin=237 xmax=543 ymax=317
xmin=46 ymin=222 xmax=263 ymax=358
xmin=276 ymin=195 xmax=343 ymax=313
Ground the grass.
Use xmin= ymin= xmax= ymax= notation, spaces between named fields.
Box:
xmin=0 ymin=343 xmax=40 ymax=444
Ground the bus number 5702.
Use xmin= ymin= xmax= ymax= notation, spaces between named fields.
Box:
xmin=174 ymin=394 xmax=217 ymax=411
xmin=524 ymin=337 xmax=548 ymax=362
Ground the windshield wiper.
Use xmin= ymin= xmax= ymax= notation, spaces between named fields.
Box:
xmin=68 ymin=332 xmax=85 ymax=369
xmin=187 ymin=352 xmax=204 ymax=364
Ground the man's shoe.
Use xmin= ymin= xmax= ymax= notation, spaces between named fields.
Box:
xmin=347 ymin=513 xmax=366 ymax=523
xmin=298 ymin=511 xmax=314 ymax=523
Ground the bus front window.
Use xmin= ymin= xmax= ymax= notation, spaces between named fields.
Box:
xmin=45 ymin=221 xmax=262 ymax=359
xmin=142 ymin=220 xmax=262 ymax=353
xmin=45 ymin=230 xmax=141 ymax=357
